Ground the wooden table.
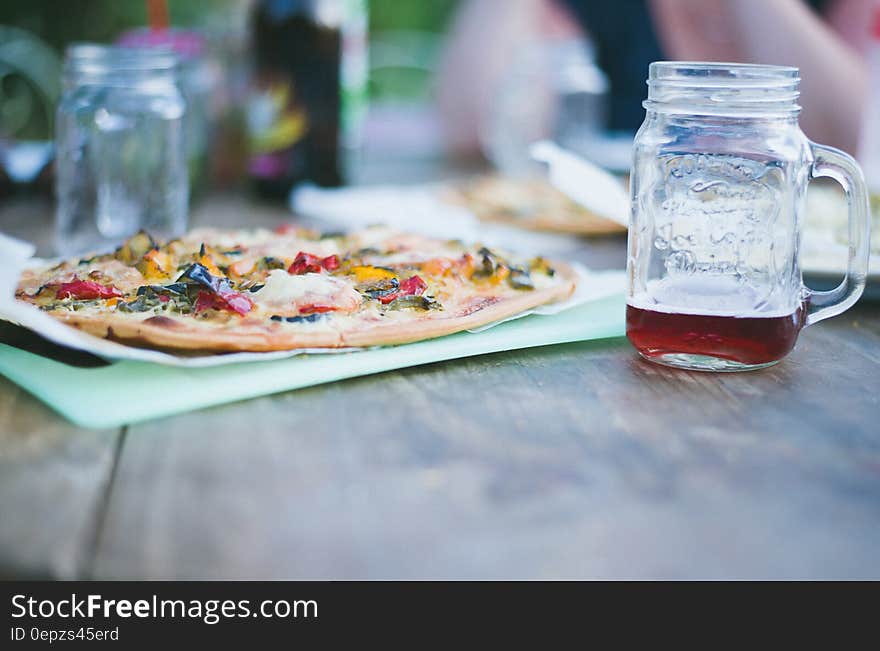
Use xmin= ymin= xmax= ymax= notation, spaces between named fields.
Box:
xmin=1 ymin=190 xmax=879 ymax=580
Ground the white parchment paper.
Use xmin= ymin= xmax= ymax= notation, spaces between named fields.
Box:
xmin=0 ymin=232 xmax=624 ymax=367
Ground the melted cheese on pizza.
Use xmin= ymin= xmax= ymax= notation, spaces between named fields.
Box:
xmin=254 ymin=270 xmax=362 ymax=315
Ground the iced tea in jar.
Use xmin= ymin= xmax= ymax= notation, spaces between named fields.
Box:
xmin=627 ymin=62 xmax=871 ymax=371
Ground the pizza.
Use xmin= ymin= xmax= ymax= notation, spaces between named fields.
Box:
xmin=445 ymin=175 xmax=626 ymax=236
xmin=14 ymin=226 xmax=576 ymax=353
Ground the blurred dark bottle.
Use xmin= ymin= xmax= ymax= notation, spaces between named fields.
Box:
xmin=246 ymin=0 xmax=367 ymax=200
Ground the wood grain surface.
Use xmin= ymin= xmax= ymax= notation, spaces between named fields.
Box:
xmin=1 ymin=192 xmax=878 ymax=579
xmin=0 ymin=376 xmax=121 ymax=579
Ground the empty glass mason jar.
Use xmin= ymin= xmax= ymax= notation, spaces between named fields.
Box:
xmin=627 ymin=62 xmax=871 ymax=371
xmin=55 ymin=44 xmax=188 ymax=255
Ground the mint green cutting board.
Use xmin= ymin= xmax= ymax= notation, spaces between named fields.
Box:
xmin=0 ymin=294 xmax=625 ymax=429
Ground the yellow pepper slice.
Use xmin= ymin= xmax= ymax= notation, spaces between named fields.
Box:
xmin=489 ymin=265 xmax=510 ymax=285
xmin=198 ymin=253 xmax=223 ymax=277
xmin=136 ymin=249 xmax=173 ymax=282
xmin=421 ymin=258 xmax=454 ymax=277
xmin=351 ymin=265 xmax=397 ymax=283
xmin=228 ymin=258 xmax=256 ymax=278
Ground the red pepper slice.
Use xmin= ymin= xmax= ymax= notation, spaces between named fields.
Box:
xmin=399 ymin=275 xmax=427 ymax=295
xmin=321 ymin=254 xmax=340 ymax=271
xmin=288 ymin=252 xmax=322 ymax=274
xmin=193 ymin=290 xmax=217 ymax=313
xmin=378 ymin=274 xmax=427 ymax=304
xmin=56 ymin=280 xmax=123 ymax=300
xmin=288 ymin=252 xmax=341 ymax=275
xmin=299 ymin=303 xmax=338 ymax=314
xmin=194 ymin=289 xmax=254 ymax=316
xmin=221 ymin=292 xmax=255 ymax=315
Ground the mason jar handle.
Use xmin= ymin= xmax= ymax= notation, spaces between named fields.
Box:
xmin=805 ymin=142 xmax=872 ymax=325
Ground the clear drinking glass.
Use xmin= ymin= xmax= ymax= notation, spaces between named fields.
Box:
xmin=627 ymin=62 xmax=871 ymax=371
xmin=55 ymin=44 xmax=188 ymax=255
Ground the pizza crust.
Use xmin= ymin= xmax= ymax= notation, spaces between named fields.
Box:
xmin=47 ymin=263 xmax=577 ymax=353
xmin=339 ymin=262 xmax=576 ymax=347
xmin=444 ymin=176 xmax=627 ymax=236
xmin=477 ymin=209 xmax=626 ymax=236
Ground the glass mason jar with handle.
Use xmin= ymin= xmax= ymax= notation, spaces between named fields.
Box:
xmin=627 ymin=62 xmax=871 ymax=371
xmin=55 ymin=44 xmax=188 ymax=256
